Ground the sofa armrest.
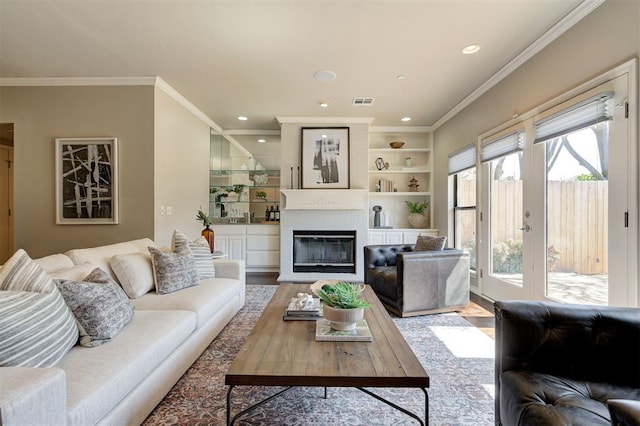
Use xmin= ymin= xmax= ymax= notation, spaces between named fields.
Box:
xmin=213 ymin=259 xmax=245 ymax=284
xmin=608 ymin=399 xmax=640 ymax=426
xmin=0 ymin=367 xmax=66 ymax=426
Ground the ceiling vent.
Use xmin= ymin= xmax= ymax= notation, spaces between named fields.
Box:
xmin=352 ymin=97 xmax=375 ymax=106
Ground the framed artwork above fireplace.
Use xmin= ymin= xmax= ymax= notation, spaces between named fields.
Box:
xmin=301 ymin=127 xmax=350 ymax=189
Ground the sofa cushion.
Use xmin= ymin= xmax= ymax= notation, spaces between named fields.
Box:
xmin=171 ymin=230 xmax=215 ymax=280
xmin=110 ymin=252 xmax=155 ymax=298
xmin=58 ymin=309 xmax=196 ymax=426
xmin=134 ymin=277 xmax=242 ymax=328
xmin=414 ymin=235 xmax=447 ymax=251
xmin=34 ymin=253 xmax=75 ymax=273
xmin=0 ymin=249 xmax=78 ymax=367
xmin=148 ymin=245 xmax=199 ymax=294
xmin=56 ymin=268 xmax=134 ymax=347
xmin=65 ymin=238 xmax=156 ymax=283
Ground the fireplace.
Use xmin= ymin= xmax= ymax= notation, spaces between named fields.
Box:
xmin=293 ymin=230 xmax=356 ymax=273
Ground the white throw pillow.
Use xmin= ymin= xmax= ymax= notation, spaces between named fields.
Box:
xmin=171 ymin=230 xmax=215 ymax=280
xmin=110 ymin=252 xmax=155 ymax=299
xmin=0 ymin=249 xmax=79 ymax=367
xmin=49 ymin=262 xmax=99 ymax=282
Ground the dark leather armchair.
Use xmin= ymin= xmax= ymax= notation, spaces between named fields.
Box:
xmin=494 ymin=300 xmax=640 ymax=426
xmin=363 ymin=244 xmax=470 ymax=317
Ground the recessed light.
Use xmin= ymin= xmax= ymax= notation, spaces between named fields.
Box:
xmin=313 ymin=70 xmax=337 ymax=81
xmin=318 ymin=101 xmax=330 ymax=108
xmin=462 ymin=44 xmax=480 ymax=55
xmin=401 ymin=117 xmax=412 ymax=122
xmin=237 ymin=116 xmax=248 ymax=121
xmin=396 ymin=74 xmax=406 ymax=80
xmin=257 ymin=138 xmax=266 ymax=143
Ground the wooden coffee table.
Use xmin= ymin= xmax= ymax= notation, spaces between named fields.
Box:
xmin=225 ymin=284 xmax=430 ymax=425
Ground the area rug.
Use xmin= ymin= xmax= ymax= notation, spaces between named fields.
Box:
xmin=143 ymin=285 xmax=495 ymax=425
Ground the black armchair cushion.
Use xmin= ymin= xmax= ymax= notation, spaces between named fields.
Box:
xmin=608 ymin=399 xmax=640 ymax=426
xmin=500 ymin=370 xmax=640 ymax=426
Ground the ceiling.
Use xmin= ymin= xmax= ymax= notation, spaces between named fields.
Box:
xmin=1 ymin=0 xmax=590 ymax=133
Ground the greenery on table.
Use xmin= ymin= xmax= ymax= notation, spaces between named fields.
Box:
xmin=196 ymin=209 xmax=212 ymax=226
xmin=317 ymin=282 xmax=371 ymax=309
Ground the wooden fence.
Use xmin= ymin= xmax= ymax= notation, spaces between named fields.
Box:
xmin=460 ymin=180 xmax=608 ymax=274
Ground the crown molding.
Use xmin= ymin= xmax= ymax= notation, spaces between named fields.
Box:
xmin=0 ymin=76 xmax=157 ymax=86
xmin=154 ymin=77 xmax=223 ymax=134
xmin=223 ymin=129 xmax=281 ymax=135
xmin=432 ymin=0 xmax=606 ymax=131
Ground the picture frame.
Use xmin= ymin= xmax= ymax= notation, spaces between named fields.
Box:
xmin=301 ymin=127 xmax=350 ymax=189
xmin=55 ymin=137 xmax=118 ymax=224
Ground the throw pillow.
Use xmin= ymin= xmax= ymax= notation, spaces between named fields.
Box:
xmin=56 ymin=268 xmax=135 ymax=347
xmin=0 ymin=249 xmax=78 ymax=367
xmin=49 ymin=262 xmax=98 ymax=282
xmin=171 ymin=230 xmax=215 ymax=280
xmin=110 ymin=252 xmax=155 ymax=298
xmin=148 ymin=245 xmax=199 ymax=294
xmin=414 ymin=235 xmax=447 ymax=252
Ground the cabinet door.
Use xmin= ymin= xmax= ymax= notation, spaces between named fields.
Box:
xmin=214 ymin=236 xmax=229 ymax=254
xmin=228 ymin=236 xmax=245 ymax=261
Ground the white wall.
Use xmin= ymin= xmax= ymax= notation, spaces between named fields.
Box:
xmin=153 ymin=87 xmax=211 ymax=247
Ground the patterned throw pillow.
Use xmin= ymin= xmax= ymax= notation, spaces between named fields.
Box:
xmin=0 ymin=249 xmax=79 ymax=367
xmin=148 ymin=245 xmax=199 ymax=294
xmin=171 ymin=230 xmax=215 ymax=280
xmin=56 ymin=268 xmax=135 ymax=347
xmin=414 ymin=235 xmax=447 ymax=252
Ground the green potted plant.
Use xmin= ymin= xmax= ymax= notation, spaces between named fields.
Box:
xmin=405 ymin=199 xmax=430 ymax=229
xmin=196 ymin=208 xmax=214 ymax=252
xmin=316 ymin=281 xmax=370 ymax=331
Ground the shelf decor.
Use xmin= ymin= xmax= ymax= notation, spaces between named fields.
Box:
xmin=301 ymin=127 xmax=350 ymax=189
xmin=55 ymin=137 xmax=118 ymax=224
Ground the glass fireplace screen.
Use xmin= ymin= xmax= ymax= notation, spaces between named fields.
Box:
xmin=293 ymin=230 xmax=356 ymax=273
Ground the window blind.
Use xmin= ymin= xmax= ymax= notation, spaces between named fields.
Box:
xmin=480 ymin=132 xmax=523 ymax=163
xmin=448 ymin=144 xmax=476 ymax=175
xmin=534 ymin=91 xmax=613 ymax=143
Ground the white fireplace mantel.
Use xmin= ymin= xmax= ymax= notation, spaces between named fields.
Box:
xmin=280 ymin=189 xmax=368 ymax=210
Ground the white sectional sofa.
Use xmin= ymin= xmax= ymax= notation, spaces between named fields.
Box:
xmin=0 ymin=238 xmax=246 ymax=426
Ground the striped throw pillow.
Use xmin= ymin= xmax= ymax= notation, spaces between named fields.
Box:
xmin=0 ymin=249 xmax=79 ymax=367
xmin=171 ymin=230 xmax=215 ymax=279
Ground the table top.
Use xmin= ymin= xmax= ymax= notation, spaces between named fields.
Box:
xmin=225 ymin=284 xmax=429 ymax=388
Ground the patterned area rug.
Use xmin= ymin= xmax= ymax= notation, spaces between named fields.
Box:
xmin=143 ymin=285 xmax=494 ymax=425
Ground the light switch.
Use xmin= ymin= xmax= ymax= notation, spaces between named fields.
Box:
xmin=160 ymin=205 xmax=165 ymax=216
xmin=166 ymin=206 xmax=173 ymax=215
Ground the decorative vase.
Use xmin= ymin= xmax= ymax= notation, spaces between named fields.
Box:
xmin=201 ymin=225 xmax=214 ymax=253
xmin=408 ymin=213 xmax=429 ymax=229
xmin=322 ymin=305 xmax=364 ymax=331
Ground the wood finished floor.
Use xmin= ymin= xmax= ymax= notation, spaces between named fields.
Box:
xmin=246 ymin=272 xmax=495 ymax=339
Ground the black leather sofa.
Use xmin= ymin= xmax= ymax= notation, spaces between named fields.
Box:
xmin=364 ymin=244 xmax=469 ymax=317
xmin=494 ymin=300 xmax=640 ymax=426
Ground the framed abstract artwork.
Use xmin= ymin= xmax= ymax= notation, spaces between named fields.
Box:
xmin=300 ymin=127 xmax=350 ymax=189
xmin=55 ymin=137 xmax=118 ymax=224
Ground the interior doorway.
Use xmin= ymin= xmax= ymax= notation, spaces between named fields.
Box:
xmin=0 ymin=123 xmax=14 ymax=264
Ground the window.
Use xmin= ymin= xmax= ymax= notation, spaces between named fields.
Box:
xmin=449 ymin=144 xmax=477 ymax=270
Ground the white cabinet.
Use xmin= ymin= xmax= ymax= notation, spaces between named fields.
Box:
xmin=368 ymin=130 xmax=434 ymax=230
xmin=246 ymin=225 xmax=280 ymax=271
xmin=214 ymin=225 xmax=246 ymax=261
xmin=214 ymin=224 xmax=279 ymax=271
xmin=368 ymin=228 xmax=439 ymax=245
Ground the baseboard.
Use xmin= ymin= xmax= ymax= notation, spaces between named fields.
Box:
xmin=470 ymin=292 xmax=494 ymax=312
